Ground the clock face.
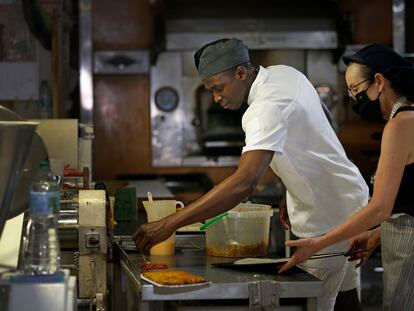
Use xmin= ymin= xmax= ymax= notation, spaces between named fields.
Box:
xmin=154 ymin=87 xmax=179 ymax=112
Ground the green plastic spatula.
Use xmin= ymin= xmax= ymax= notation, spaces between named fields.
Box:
xmin=199 ymin=212 xmax=229 ymax=231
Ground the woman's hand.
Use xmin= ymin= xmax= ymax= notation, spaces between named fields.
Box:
xmin=278 ymin=237 xmax=323 ymax=273
xmin=347 ymin=228 xmax=381 ymax=267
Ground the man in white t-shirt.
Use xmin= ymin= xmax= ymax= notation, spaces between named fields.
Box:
xmin=133 ymin=38 xmax=369 ymax=311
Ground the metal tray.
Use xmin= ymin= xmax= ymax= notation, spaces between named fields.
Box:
xmin=140 ymin=274 xmax=212 ymax=293
xmin=212 ymin=249 xmax=367 ymax=267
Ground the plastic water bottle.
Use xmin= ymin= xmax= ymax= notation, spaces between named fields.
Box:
xmin=24 ymin=161 xmax=61 ymax=275
xmin=39 ymin=80 xmax=52 ymax=119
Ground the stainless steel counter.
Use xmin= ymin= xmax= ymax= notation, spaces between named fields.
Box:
xmin=112 ymin=241 xmax=322 ymax=311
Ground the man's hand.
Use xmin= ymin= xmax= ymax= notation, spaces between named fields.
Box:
xmin=278 ymin=237 xmax=323 ymax=273
xmin=347 ymin=228 xmax=381 ymax=267
xmin=132 ymin=219 xmax=175 ymax=254
xmin=278 ymin=195 xmax=290 ymax=230
xmin=132 ymin=150 xmax=275 ymax=254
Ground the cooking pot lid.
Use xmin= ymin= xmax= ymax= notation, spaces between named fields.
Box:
xmin=227 ymin=203 xmax=273 ymax=218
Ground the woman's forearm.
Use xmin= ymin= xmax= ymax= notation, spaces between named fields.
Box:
xmin=318 ymin=203 xmax=388 ymax=250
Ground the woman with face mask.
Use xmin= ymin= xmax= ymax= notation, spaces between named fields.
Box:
xmin=279 ymin=44 xmax=414 ymax=311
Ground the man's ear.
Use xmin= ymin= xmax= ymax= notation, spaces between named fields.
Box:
xmin=235 ymin=65 xmax=248 ymax=80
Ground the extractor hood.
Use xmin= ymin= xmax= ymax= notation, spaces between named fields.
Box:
xmin=164 ymin=0 xmax=342 ymax=50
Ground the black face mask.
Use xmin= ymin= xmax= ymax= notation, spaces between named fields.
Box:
xmin=351 ymin=89 xmax=383 ymax=122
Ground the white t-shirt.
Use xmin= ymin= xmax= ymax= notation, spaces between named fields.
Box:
xmin=242 ymin=65 xmax=369 ymax=237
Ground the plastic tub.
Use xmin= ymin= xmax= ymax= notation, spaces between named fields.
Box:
xmin=205 ymin=203 xmax=273 ymax=257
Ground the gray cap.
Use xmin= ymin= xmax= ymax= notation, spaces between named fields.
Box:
xmin=195 ymin=38 xmax=250 ymax=80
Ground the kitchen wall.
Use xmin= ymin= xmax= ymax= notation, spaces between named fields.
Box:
xmin=92 ymin=0 xmax=240 ymax=187
xmin=338 ymin=0 xmax=392 ymax=44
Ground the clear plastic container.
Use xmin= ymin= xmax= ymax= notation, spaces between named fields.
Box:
xmin=205 ymin=203 xmax=273 ymax=257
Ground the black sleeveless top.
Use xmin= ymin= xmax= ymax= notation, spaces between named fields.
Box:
xmin=392 ymin=106 xmax=414 ymax=216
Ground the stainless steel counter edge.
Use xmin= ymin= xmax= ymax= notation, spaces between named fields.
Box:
xmin=115 ymin=242 xmax=323 ymax=302
xmin=140 ymin=280 xmax=323 ymax=301
xmin=141 ymin=282 xmax=249 ymax=301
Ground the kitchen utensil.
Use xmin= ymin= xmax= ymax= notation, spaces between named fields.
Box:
xmin=205 ymin=203 xmax=273 ymax=257
xmin=140 ymin=272 xmax=211 ymax=292
xmin=147 ymin=191 xmax=153 ymax=202
xmin=140 ymin=273 xmax=211 ymax=294
xmin=199 ymin=212 xmax=229 ymax=230
xmin=212 ymin=249 xmax=369 ymax=267
xmin=142 ymin=198 xmax=184 ymax=255
xmin=141 ymin=274 xmax=211 ymax=288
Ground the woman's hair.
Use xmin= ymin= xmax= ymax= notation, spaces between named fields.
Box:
xmin=390 ymin=77 xmax=413 ymax=101
xmin=355 ymin=63 xmax=374 ymax=80
xmin=353 ymin=62 xmax=414 ymax=101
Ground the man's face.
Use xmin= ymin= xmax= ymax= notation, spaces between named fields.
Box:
xmin=202 ymin=68 xmax=246 ymax=110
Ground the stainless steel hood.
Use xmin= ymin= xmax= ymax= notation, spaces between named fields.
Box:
xmin=164 ymin=0 xmax=340 ymax=50
xmin=166 ymin=18 xmax=337 ymax=50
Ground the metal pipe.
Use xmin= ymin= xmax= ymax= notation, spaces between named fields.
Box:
xmin=393 ymin=0 xmax=406 ymax=54
xmin=79 ymin=0 xmax=94 ymax=179
xmin=79 ymin=0 xmax=93 ymax=125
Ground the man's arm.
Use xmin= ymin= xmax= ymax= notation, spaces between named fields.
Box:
xmin=133 ymin=149 xmax=275 ymax=253
xmin=278 ymin=187 xmax=290 ymax=230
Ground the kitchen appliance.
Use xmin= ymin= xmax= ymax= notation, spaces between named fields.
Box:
xmin=205 ymin=203 xmax=273 ymax=257
xmin=0 ymin=106 xmax=48 ymax=219
xmin=57 ymin=188 xmax=108 ymax=310
xmin=0 ymin=121 xmax=38 ymax=239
